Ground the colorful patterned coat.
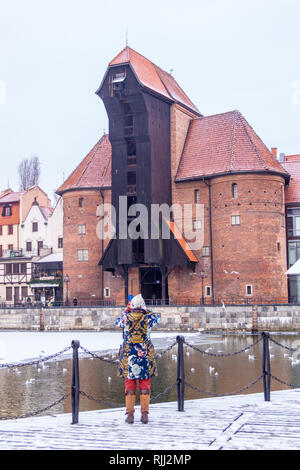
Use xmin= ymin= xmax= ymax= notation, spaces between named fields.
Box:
xmin=116 ymin=308 xmax=160 ymax=380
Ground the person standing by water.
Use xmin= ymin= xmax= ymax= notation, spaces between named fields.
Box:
xmin=116 ymin=294 xmax=160 ymax=424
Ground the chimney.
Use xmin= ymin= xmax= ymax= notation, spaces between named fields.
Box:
xmin=271 ymin=147 xmax=278 ymax=158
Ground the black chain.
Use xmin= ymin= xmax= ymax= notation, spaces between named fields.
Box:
xmin=150 ymin=381 xmax=177 ymax=402
xmin=78 ymin=346 xmax=118 ymax=365
xmin=155 ymin=341 xmax=177 ymax=358
xmin=184 ymin=375 xmax=263 ymax=397
xmin=270 ymin=373 xmax=298 ymax=388
xmin=183 ymin=337 xmax=262 ymax=357
xmin=0 ymin=346 xmax=72 ymax=369
xmin=0 ymin=393 xmax=71 ymax=420
xmin=269 ymin=337 xmax=297 ymax=352
xmin=79 ymin=390 xmax=123 ymax=408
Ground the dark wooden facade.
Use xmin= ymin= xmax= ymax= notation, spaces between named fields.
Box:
xmin=96 ymin=63 xmax=195 ymax=301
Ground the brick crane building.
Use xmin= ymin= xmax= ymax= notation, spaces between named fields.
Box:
xmin=57 ymin=46 xmax=292 ymax=306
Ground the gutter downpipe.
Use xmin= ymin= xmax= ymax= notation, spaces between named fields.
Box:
xmin=99 ymin=189 xmax=104 ymax=301
xmin=203 ymin=178 xmax=214 ymax=304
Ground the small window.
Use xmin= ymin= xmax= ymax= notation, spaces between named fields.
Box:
xmin=8 ymin=244 xmax=13 ymax=251
xmin=0 ymin=226 xmax=2 ymax=235
xmin=5 ymin=264 xmax=12 ymax=274
xmin=78 ymin=224 xmax=86 ymax=235
xmin=202 ymin=246 xmax=210 ymax=257
xmin=79 ymin=197 xmax=84 ymax=208
xmin=32 ymin=222 xmax=38 ymax=232
xmin=6 ymin=286 xmax=12 ymax=301
xmin=8 ymin=225 xmax=13 ymax=235
xmin=2 ymin=206 xmax=12 ymax=216
xmin=13 ymin=263 xmax=19 ymax=274
xmin=193 ymin=220 xmax=202 ymax=230
xmin=77 ymin=249 xmax=88 ymax=261
xmin=232 ymin=183 xmax=238 ymax=198
xmin=246 ymin=285 xmax=253 ymax=296
xmin=104 ymin=287 xmax=110 ymax=297
xmin=58 ymin=237 xmax=63 ymax=248
xmin=26 ymin=241 xmax=32 ymax=252
xmin=21 ymin=263 xmax=26 ymax=274
xmin=231 ymin=215 xmax=240 ymax=225
xmin=194 ymin=189 xmax=200 ymax=204
xmin=205 ymin=286 xmax=211 ymax=297
xmin=281 ymin=214 xmax=285 ymax=228
xmin=21 ymin=286 xmax=28 ymax=299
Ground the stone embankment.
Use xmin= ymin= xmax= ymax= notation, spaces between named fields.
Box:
xmin=1 ymin=304 xmax=300 ymax=331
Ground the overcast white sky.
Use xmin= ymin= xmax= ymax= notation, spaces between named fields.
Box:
xmin=0 ymin=0 xmax=299 ymax=204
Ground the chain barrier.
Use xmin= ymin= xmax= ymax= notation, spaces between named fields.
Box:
xmin=0 ymin=393 xmax=71 ymax=421
xmin=179 ymin=332 xmax=300 ymax=407
xmin=0 ymin=346 xmax=72 ymax=369
xmin=269 ymin=337 xmax=297 ymax=352
xmin=79 ymin=390 xmax=124 ymax=408
xmin=0 ymin=332 xmax=299 ymax=422
xmin=155 ymin=341 xmax=177 ymax=358
xmin=183 ymin=337 xmax=263 ymax=357
xmin=184 ymin=375 xmax=263 ymax=397
xmin=78 ymin=345 xmax=119 ymax=365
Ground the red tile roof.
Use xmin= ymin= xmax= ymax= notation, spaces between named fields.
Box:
xmin=107 ymin=46 xmax=201 ymax=116
xmin=281 ymin=155 xmax=300 ymax=203
xmin=56 ymin=134 xmax=111 ymax=195
xmin=176 ymin=110 xmax=290 ymax=182
xmin=0 ymin=191 xmax=24 ymax=203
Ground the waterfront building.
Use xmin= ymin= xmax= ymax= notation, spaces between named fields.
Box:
xmin=0 ymin=187 xmax=63 ymax=305
xmin=281 ymin=153 xmax=300 ymax=302
xmin=57 ymin=46 xmax=293 ymax=306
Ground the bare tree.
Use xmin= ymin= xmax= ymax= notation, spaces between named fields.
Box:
xmin=18 ymin=156 xmax=41 ymax=191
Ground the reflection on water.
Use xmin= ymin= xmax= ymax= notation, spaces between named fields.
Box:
xmin=1 ymin=333 xmax=300 ymax=418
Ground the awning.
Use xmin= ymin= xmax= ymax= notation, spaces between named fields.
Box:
xmin=285 ymin=258 xmax=300 ymax=275
xmin=36 ymin=252 xmax=63 ymax=263
xmin=29 ymin=283 xmax=60 ymax=288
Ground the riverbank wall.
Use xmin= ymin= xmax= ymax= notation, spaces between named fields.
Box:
xmin=1 ymin=304 xmax=300 ymax=331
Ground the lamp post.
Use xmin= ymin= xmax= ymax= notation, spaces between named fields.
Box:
xmin=64 ymin=274 xmax=70 ymax=306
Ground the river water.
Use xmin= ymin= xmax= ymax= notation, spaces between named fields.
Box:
xmin=1 ymin=331 xmax=300 ymax=419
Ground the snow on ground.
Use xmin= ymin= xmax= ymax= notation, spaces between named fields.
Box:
xmin=0 ymin=330 xmax=202 ymax=364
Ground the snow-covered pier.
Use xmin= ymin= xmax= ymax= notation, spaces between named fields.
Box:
xmin=1 ymin=389 xmax=300 ymax=450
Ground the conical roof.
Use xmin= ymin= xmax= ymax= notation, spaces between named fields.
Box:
xmin=176 ymin=110 xmax=290 ymax=182
xmin=56 ymin=134 xmax=111 ymax=195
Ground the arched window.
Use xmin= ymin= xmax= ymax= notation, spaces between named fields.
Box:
xmin=232 ymin=183 xmax=238 ymax=198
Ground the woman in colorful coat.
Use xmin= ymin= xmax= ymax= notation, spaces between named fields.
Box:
xmin=116 ymin=294 xmax=160 ymax=424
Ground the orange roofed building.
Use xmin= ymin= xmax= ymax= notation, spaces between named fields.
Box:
xmin=57 ymin=46 xmax=295 ymax=306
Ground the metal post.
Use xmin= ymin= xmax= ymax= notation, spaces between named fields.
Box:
xmin=71 ymin=340 xmax=80 ymax=424
xmin=176 ymin=335 xmax=185 ymax=411
xmin=262 ymin=332 xmax=271 ymax=401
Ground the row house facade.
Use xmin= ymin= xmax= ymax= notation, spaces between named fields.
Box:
xmin=57 ymin=46 xmax=297 ymax=306
xmin=0 ymin=187 xmax=63 ymax=305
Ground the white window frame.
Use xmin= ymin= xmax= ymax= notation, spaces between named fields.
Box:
xmin=77 ymin=249 xmax=88 ymax=261
xmin=202 ymin=246 xmax=210 ymax=257
xmin=246 ymin=284 xmax=253 ymax=296
xmin=193 ymin=219 xmax=202 ymax=230
xmin=231 ymin=215 xmax=240 ymax=226
xmin=205 ymin=285 xmax=211 ymax=297
xmin=104 ymin=287 xmax=110 ymax=297
xmin=78 ymin=224 xmax=86 ymax=235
